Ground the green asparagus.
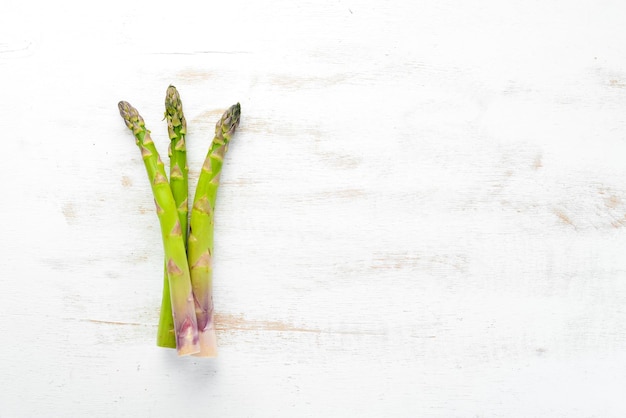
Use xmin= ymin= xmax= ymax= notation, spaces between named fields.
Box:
xmin=118 ymin=101 xmax=200 ymax=356
xmin=156 ymin=86 xmax=189 ymax=349
xmin=187 ymin=103 xmax=241 ymax=357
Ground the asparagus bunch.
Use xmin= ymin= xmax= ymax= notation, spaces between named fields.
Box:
xmin=118 ymin=86 xmax=241 ymax=357
xmin=118 ymin=100 xmax=200 ymax=356
xmin=188 ymin=103 xmax=241 ymax=356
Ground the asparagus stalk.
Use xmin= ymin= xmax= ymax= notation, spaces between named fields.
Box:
xmin=188 ymin=103 xmax=241 ymax=357
xmin=118 ymin=101 xmax=200 ymax=356
xmin=156 ymin=86 xmax=189 ymax=349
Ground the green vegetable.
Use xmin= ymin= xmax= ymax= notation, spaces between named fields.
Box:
xmin=188 ymin=103 xmax=241 ymax=357
xmin=156 ymin=86 xmax=189 ymax=349
xmin=118 ymin=101 xmax=200 ymax=356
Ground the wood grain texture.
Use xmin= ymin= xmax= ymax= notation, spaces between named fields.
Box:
xmin=2 ymin=0 xmax=626 ymax=416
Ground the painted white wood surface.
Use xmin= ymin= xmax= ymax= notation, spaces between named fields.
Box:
xmin=2 ymin=0 xmax=626 ymax=416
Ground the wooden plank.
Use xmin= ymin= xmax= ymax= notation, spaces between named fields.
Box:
xmin=1 ymin=0 xmax=626 ymax=416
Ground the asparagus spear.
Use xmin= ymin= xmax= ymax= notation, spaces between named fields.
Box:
xmin=188 ymin=103 xmax=241 ymax=357
xmin=118 ymin=101 xmax=200 ymax=356
xmin=156 ymin=86 xmax=189 ymax=349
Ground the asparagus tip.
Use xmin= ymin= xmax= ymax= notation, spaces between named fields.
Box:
xmin=117 ymin=100 xmax=130 ymax=120
xmin=164 ymin=85 xmax=186 ymax=134
xmin=216 ymin=102 xmax=242 ymax=141
xmin=118 ymin=101 xmax=144 ymax=132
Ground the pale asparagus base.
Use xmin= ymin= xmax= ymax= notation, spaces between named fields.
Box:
xmin=176 ymin=324 xmax=200 ymax=356
xmin=193 ymin=327 xmax=218 ymax=357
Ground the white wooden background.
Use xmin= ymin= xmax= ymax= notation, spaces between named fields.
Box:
xmin=2 ymin=0 xmax=626 ymax=416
